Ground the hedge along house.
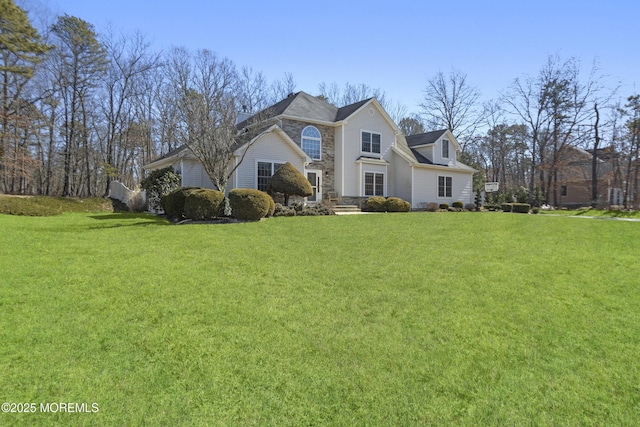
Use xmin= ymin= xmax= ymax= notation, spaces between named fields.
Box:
xmin=143 ymin=91 xmax=476 ymax=208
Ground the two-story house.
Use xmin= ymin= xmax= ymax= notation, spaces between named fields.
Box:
xmin=143 ymin=91 xmax=476 ymax=209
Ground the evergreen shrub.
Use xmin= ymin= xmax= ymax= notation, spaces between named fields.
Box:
xmin=363 ymin=196 xmax=386 ymax=212
xmin=439 ymin=203 xmax=449 ymax=210
xmin=162 ymin=187 xmax=197 ymax=220
xmin=274 ymin=203 xmax=296 ymax=216
xmin=452 ymin=201 xmax=464 ymax=209
xmin=266 ymin=196 xmax=276 ymax=217
xmin=267 ymin=162 xmax=313 ymax=205
xmin=229 ymin=189 xmax=273 ymax=220
xmin=184 ymin=188 xmax=225 ymax=220
xmin=298 ymin=203 xmax=336 ymax=216
xmin=140 ymin=167 xmax=181 ymax=211
xmin=512 ymin=203 xmax=531 ymax=213
xmin=384 ymin=197 xmax=411 ymax=212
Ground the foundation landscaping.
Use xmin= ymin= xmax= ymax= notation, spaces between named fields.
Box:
xmin=0 ymin=195 xmax=639 ymax=426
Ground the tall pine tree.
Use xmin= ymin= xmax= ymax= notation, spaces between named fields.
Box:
xmin=0 ymin=0 xmax=52 ymax=191
xmin=51 ymin=15 xmax=106 ymax=196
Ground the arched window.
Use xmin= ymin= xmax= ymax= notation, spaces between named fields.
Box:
xmin=302 ymin=126 xmax=321 ymax=160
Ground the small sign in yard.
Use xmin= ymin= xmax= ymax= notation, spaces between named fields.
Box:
xmin=485 ymin=182 xmax=499 ymax=193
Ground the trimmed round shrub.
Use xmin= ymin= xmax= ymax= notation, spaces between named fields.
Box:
xmin=439 ymin=203 xmax=449 ymax=210
xmin=384 ymin=197 xmax=411 ymax=212
xmin=229 ymin=189 xmax=273 ymax=220
xmin=363 ymin=196 xmax=386 ymax=212
xmin=184 ymin=188 xmax=225 ymax=220
xmin=266 ymin=196 xmax=276 ymax=217
xmin=162 ymin=187 xmax=197 ymax=220
xmin=452 ymin=201 xmax=464 ymax=209
xmin=267 ymin=162 xmax=313 ymax=206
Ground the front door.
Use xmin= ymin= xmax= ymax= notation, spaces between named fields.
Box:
xmin=306 ymin=170 xmax=322 ymax=204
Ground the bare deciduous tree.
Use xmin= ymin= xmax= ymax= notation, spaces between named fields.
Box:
xmin=270 ymin=72 xmax=296 ymax=103
xmin=504 ymin=55 xmax=606 ymax=205
xmin=166 ymin=48 xmax=267 ymax=197
xmin=420 ymin=68 xmax=483 ymax=148
xmin=398 ymin=115 xmax=424 ymax=136
xmin=318 ymin=81 xmax=407 ymax=122
xmin=99 ymin=29 xmax=160 ymax=195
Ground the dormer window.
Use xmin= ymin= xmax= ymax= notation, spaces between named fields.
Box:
xmin=442 ymin=139 xmax=450 ymax=159
xmin=362 ymin=131 xmax=381 ymax=155
xmin=302 ymin=126 xmax=321 ymax=160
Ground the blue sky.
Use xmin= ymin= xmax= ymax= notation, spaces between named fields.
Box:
xmin=33 ymin=0 xmax=640 ymax=114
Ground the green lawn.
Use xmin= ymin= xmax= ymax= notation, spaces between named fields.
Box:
xmin=1 ymin=212 xmax=639 ymax=426
xmin=539 ymin=207 xmax=640 ymax=219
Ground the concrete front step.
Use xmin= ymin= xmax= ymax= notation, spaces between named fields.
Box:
xmin=332 ymin=205 xmax=362 ymax=214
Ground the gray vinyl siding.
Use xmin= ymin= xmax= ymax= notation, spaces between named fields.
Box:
xmin=234 ymin=131 xmax=307 ymax=189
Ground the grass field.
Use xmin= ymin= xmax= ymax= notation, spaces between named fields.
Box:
xmin=539 ymin=207 xmax=640 ymax=219
xmin=0 ymin=211 xmax=639 ymax=426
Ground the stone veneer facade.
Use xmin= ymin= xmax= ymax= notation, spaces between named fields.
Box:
xmin=280 ymin=119 xmax=335 ymax=201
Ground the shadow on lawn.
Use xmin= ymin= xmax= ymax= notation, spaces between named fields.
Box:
xmin=605 ymin=210 xmax=639 ymax=218
xmin=89 ymin=212 xmax=170 ymax=228
xmin=573 ymin=209 xmax=639 ymax=218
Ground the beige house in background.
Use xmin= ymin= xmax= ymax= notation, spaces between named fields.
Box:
xmin=144 ymin=91 xmax=476 ymax=209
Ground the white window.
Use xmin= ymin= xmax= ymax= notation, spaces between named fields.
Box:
xmin=361 ymin=131 xmax=381 ymax=154
xmin=257 ymin=161 xmax=285 ymax=192
xmin=438 ymin=176 xmax=452 ymax=198
xmin=302 ymin=126 xmax=321 ymax=160
xmin=365 ymin=172 xmax=384 ymax=196
xmin=442 ymin=139 xmax=450 ymax=159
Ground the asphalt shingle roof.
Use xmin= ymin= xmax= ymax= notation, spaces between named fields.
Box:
xmin=236 ymin=91 xmax=375 ymax=127
xmin=335 ymin=98 xmax=372 ymax=121
xmin=405 ymin=129 xmax=448 ymax=147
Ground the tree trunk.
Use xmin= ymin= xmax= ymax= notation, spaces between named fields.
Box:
xmin=591 ymin=103 xmax=600 ymax=207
